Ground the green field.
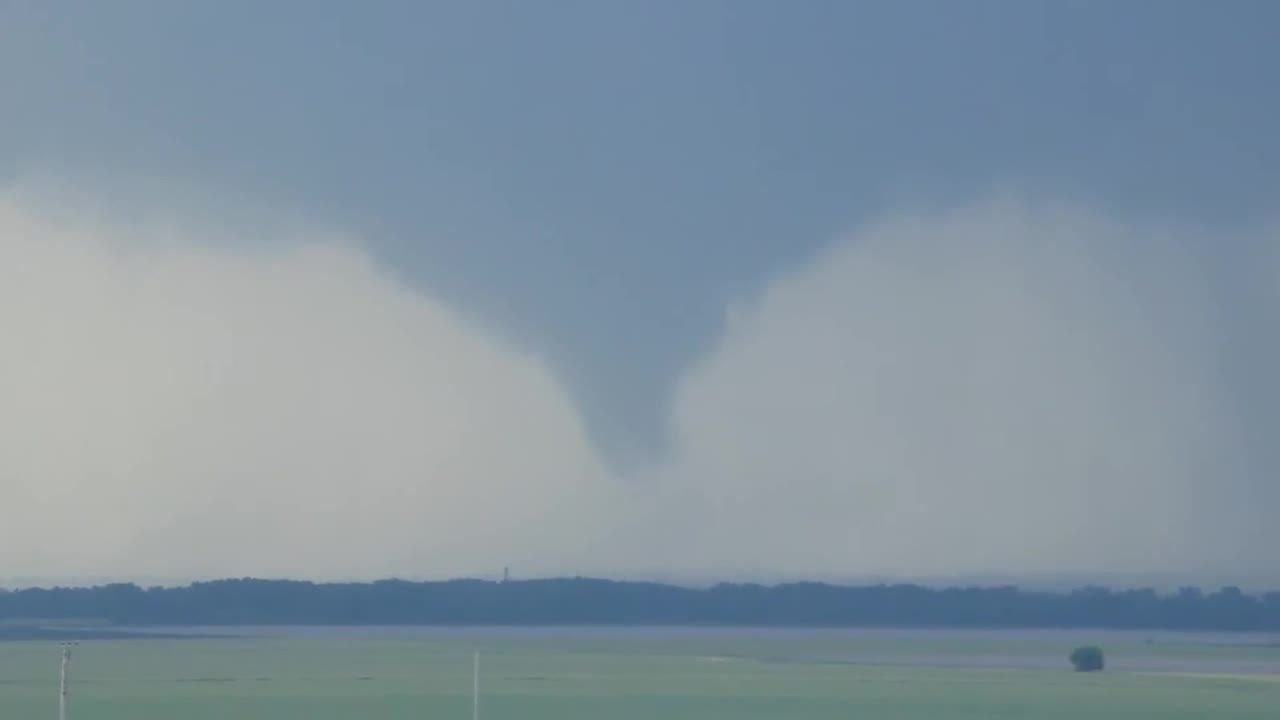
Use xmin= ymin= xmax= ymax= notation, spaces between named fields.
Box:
xmin=2 ymin=629 xmax=1279 ymax=718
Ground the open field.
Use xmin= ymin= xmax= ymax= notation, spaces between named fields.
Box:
xmin=3 ymin=627 xmax=1280 ymax=718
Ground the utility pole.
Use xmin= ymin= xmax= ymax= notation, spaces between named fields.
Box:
xmin=473 ymin=651 xmax=480 ymax=720
xmin=59 ymin=642 xmax=77 ymax=720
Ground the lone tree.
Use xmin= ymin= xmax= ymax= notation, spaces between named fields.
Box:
xmin=1069 ymin=645 xmax=1105 ymax=672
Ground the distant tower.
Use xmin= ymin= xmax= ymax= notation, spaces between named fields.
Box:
xmin=502 ymin=566 xmax=510 ymax=584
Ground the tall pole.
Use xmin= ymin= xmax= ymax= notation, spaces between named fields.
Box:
xmin=59 ymin=643 xmax=73 ymax=720
xmin=472 ymin=651 xmax=480 ymax=720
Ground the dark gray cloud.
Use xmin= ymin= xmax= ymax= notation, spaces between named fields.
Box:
xmin=4 ymin=1 xmax=1279 ymax=466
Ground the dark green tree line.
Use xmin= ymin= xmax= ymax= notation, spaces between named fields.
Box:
xmin=2 ymin=578 xmax=1279 ymax=630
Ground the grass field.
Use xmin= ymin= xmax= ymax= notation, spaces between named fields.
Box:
xmin=2 ymin=628 xmax=1279 ymax=718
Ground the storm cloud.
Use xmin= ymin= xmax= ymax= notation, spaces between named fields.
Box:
xmin=1 ymin=187 xmax=1276 ymax=586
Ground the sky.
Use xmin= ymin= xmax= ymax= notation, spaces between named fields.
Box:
xmin=1 ymin=0 xmax=1278 ymax=587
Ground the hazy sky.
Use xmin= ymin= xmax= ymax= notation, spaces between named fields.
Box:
xmin=1 ymin=1 xmax=1278 ymax=586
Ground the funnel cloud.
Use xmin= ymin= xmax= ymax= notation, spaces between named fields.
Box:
xmin=1 ymin=187 xmax=1276 ymax=586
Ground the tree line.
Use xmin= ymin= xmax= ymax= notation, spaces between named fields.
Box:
xmin=1 ymin=578 xmax=1278 ymax=630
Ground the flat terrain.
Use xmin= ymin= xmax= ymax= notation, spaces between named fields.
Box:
xmin=2 ymin=627 xmax=1279 ymax=718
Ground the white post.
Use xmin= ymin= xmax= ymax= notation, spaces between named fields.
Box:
xmin=472 ymin=651 xmax=480 ymax=720
xmin=59 ymin=643 xmax=72 ymax=720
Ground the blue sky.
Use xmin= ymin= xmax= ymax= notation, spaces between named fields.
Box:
xmin=2 ymin=1 xmax=1278 ymax=583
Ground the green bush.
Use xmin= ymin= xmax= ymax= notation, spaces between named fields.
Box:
xmin=1069 ymin=645 xmax=1104 ymax=672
